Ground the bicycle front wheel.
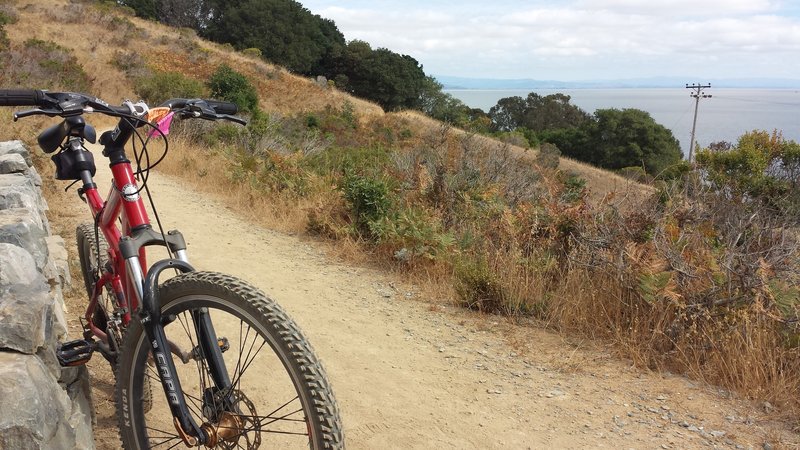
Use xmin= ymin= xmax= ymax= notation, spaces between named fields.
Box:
xmin=115 ymin=271 xmax=343 ymax=449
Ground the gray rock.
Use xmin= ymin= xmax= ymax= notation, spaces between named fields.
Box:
xmin=0 ymin=153 xmax=29 ymax=174
xmin=27 ymin=165 xmax=43 ymax=187
xmin=0 ymin=208 xmax=48 ymax=269
xmin=61 ymin=365 xmax=96 ymax=442
xmin=45 ymin=235 xmax=71 ymax=288
xmin=0 ymin=283 xmax=53 ymax=354
xmin=0 ymin=352 xmax=90 ymax=450
xmin=0 ymin=141 xmax=94 ymax=447
xmin=0 ymin=243 xmax=39 ymax=287
xmin=546 ymin=389 xmax=566 ymax=398
xmin=0 ymin=140 xmax=32 ymax=166
xmin=0 ymin=182 xmax=40 ymax=213
xmin=0 ymin=173 xmax=47 ymax=212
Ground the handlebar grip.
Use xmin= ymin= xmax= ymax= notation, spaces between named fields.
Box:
xmin=0 ymin=89 xmax=46 ymax=107
xmin=206 ymin=100 xmax=238 ymax=115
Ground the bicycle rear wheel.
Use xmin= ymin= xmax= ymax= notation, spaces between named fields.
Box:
xmin=115 ymin=271 xmax=343 ymax=449
xmin=77 ymin=224 xmax=123 ymax=363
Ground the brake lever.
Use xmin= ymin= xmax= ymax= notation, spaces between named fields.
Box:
xmin=218 ymin=114 xmax=248 ymax=126
xmin=13 ymin=108 xmax=62 ymax=121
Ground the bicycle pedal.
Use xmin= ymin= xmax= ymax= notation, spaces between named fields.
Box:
xmin=57 ymin=339 xmax=96 ymax=367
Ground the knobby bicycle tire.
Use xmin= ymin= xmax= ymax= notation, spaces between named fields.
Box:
xmin=115 ymin=271 xmax=344 ymax=449
xmin=76 ymin=223 xmax=108 ymax=298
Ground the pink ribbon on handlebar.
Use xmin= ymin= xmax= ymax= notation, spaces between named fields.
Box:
xmin=147 ymin=111 xmax=175 ymax=139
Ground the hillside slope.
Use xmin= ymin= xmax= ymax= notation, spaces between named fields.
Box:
xmin=3 ymin=0 xmax=647 ymax=204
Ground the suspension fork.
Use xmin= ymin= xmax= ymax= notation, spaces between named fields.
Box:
xmin=127 ymin=254 xmax=233 ymax=446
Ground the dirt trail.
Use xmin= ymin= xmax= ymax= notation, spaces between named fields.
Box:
xmin=48 ymin=150 xmax=798 ymax=450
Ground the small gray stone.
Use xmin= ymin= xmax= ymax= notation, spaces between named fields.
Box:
xmin=710 ymin=430 xmax=726 ymax=438
xmin=0 ymin=153 xmax=28 ymax=174
xmin=763 ymin=443 xmax=773 ymax=450
xmin=27 ymin=165 xmax=43 ymax=187
xmin=0 ymin=140 xmax=32 ymax=166
xmin=546 ymin=389 xmax=565 ymax=398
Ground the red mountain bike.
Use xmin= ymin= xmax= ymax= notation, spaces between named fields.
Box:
xmin=0 ymin=89 xmax=343 ymax=449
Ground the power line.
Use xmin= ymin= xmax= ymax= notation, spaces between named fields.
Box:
xmin=686 ymin=83 xmax=711 ymax=163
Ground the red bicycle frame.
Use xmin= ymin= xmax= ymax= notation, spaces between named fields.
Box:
xmin=82 ymin=155 xmax=151 ymax=340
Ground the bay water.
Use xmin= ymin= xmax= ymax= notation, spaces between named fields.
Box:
xmin=445 ymin=88 xmax=800 ymax=157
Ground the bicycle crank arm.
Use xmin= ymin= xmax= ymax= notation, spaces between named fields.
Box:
xmin=139 ymin=258 xmax=207 ymax=446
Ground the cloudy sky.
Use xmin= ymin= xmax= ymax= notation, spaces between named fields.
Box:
xmin=300 ymin=0 xmax=800 ymax=81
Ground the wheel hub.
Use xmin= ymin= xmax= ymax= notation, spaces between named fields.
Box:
xmin=201 ymin=389 xmax=261 ymax=449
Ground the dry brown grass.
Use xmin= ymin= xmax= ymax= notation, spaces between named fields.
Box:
xmin=546 ymin=268 xmax=800 ymax=422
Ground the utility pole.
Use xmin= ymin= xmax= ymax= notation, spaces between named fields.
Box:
xmin=686 ymin=83 xmax=711 ymax=163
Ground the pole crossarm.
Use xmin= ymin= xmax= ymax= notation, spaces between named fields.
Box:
xmin=686 ymin=83 xmax=712 ymax=163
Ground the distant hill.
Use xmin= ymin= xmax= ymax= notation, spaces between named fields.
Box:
xmin=435 ymin=75 xmax=800 ymax=90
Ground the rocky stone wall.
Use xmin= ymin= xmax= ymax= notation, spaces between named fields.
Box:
xmin=0 ymin=141 xmax=94 ymax=449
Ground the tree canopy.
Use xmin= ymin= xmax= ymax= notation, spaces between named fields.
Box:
xmin=488 ymin=93 xmax=590 ymax=132
xmin=201 ymin=0 xmax=345 ymax=75
xmin=322 ymin=40 xmax=427 ymax=111
xmin=540 ymin=108 xmax=682 ymax=176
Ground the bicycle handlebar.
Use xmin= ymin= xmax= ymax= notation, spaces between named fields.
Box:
xmin=0 ymin=89 xmax=47 ymax=107
xmin=0 ymin=89 xmax=242 ymax=122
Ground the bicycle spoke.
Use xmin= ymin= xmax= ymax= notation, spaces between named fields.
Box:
xmin=229 ymin=330 xmax=266 ymax=394
xmin=230 ymin=320 xmax=253 ymax=393
xmin=145 ymin=425 xmax=179 ymax=437
xmin=263 ymin=395 xmax=301 ymax=420
xmin=145 ymin=428 xmax=182 ymax=449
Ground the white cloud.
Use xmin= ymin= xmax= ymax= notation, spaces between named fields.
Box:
xmin=576 ymin=0 xmax=778 ymax=15
xmin=306 ymin=1 xmax=800 ymax=79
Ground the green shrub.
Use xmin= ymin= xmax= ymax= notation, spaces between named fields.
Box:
xmin=696 ymin=131 xmax=800 ymax=216
xmin=560 ymin=173 xmax=586 ymax=204
xmin=370 ymin=207 xmax=455 ymax=261
xmin=134 ymin=70 xmax=204 ymax=105
xmin=209 ymin=124 xmax=241 ymax=146
xmin=306 ymin=145 xmax=391 ymax=178
xmin=109 ymin=50 xmax=147 ymax=77
xmin=0 ymin=8 xmax=18 ymax=26
xmin=535 ymin=142 xmax=561 ymax=169
xmin=207 ymin=64 xmax=258 ymax=113
xmin=454 ymin=257 xmax=507 ymax=313
xmin=340 ymin=172 xmax=391 ymax=236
